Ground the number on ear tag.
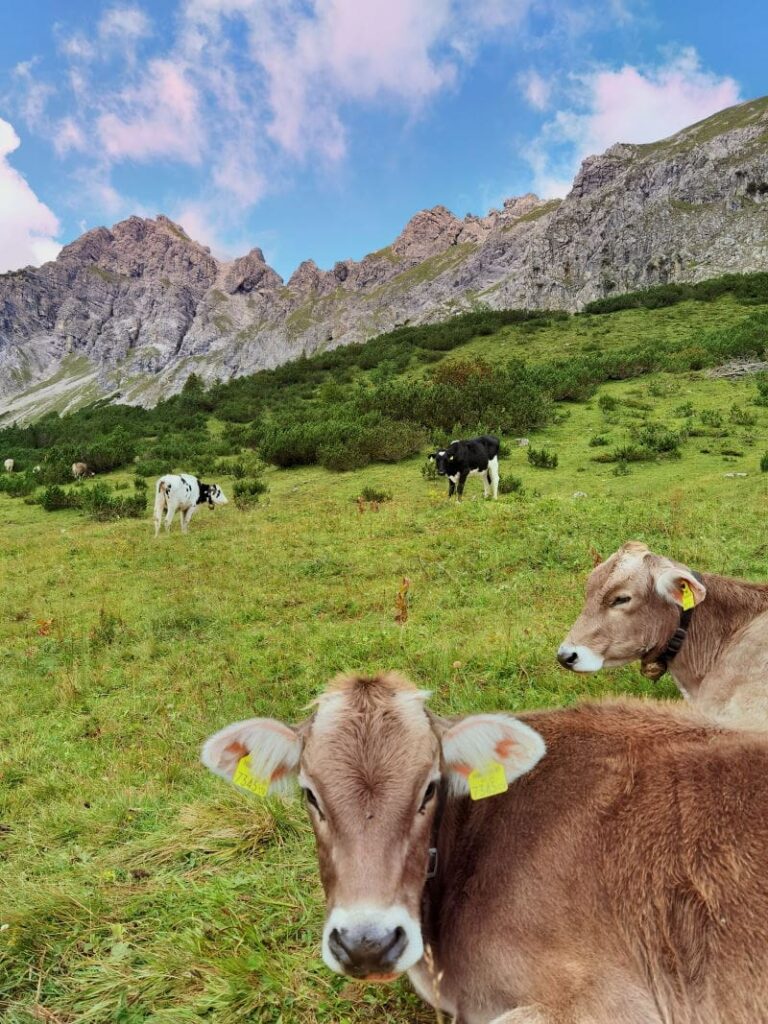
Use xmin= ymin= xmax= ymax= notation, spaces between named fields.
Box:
xmin=233 ymin=755 xmax=270 ymax=797
xmin=680 ymin=581 xmax=696 ymax=611
xmin=468 ymin=761 xmax=508 ymax=801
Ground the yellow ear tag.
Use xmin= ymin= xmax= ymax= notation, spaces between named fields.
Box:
xmin=232 ymin=755 xmax=270 ymax=797
xmin=468 ymin=761 xmax=508 ymax=801
xmin=680 ymin=581 xmax=696 ymax=612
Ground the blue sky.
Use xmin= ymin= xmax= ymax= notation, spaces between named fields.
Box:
xmin=0 ymin=0 xmax=765 ymax=277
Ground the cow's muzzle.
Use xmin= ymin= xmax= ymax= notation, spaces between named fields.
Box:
xmin=327 ymin=924 xmax=408 ymax=979
xmin=556 ymin=643 xmax=604 ymax=672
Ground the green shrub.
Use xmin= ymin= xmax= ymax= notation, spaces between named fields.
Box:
xmin=133 ymin=476 xmax=148 ymax=493
xmin=0 ymin=473 xmax=38 ymax=497
xmin=700 ymin=409 xmax=724 ymax=428
xmin=674 ymin=402 xmax=695 ymax=418
xmin=358 ymin=486 xmax=393 ymax=503
xmin=233 ymin=477 xmax=269 ymax=509
xmin=527 ymin=447 xmax=558 ymax=469
xmin=760 ymin=453 xmax=768 ymax=472
xmin=631 ymin=422 xmax=682 ymax=456
xmin=754 ymin=373 xmax=768 ymax=406
xmin=498 ymin=474 xmax=524 ymax=494
xmin=730 ymin=404 xmax=757 ymax=426
xmin=588 ymin=435 xmax=610 ymax=447
xmin=134 ymin=459 xmax=169 ymax=478
xmin=598 ymin=394 xmax=619 ymax=413
xmin=38 ymin=485 xmax=81 ymax=511
xmin=79 ymin=483 xmax=146 ymax=521
xmin=421 ymin=458 xmax=438 ymax=480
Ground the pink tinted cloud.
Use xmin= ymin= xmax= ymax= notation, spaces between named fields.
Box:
xmin=528 ymin=49 xmax=741 ymax=198
xmin=97 ymin=59 xmax=204 ymax=162
xmin=249 ymin=0 xmax=459 ymax=160
xmin=576 ymin=49 xmax=740 ymax=155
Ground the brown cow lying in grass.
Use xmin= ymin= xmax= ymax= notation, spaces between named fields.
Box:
xmin=558 ymin=541 xmax=768 ymax=728
xmin=203 ymin=672 xmax=768 ymax=1024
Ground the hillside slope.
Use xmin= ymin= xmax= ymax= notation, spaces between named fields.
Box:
xmin=1 ymin=96 xmax=768 ymax=418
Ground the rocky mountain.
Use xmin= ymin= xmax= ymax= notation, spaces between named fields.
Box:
xmin=2 ymin=96 xmax=768 ymax=420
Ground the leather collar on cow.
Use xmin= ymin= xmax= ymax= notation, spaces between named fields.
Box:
xmin=641 ymin=570 xmax=704 ymax=682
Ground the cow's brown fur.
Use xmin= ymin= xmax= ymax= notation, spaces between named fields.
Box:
xmin=294 ymin=674 xmax=768 ymax=1023
xmin=562 ymin=543 xmax=768 ymax=727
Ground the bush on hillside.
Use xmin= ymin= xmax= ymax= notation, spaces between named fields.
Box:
xmin=498 ymin=474 xmax=524 ymax=494
xmin=233 ymin=477 xmax=269 ymax=509
xmin=630 ymin=422 xmax=682 ymax=456
xmin=79 ymin=483 xmax=146 ymax=521
xmin=760 ymin=453 xmax=768 ymax=472
xmin=38 ymin=485 xmax=82 ymax=511
xmin=527 ymin=447 xmax=558 ymax=469
xmin=358 ymin=486 xmax=392 ymax=503
xmin=730 ymin=404 xmax=757 ymax=426
xmin=0 ymin=473 xmax=38 ymax=497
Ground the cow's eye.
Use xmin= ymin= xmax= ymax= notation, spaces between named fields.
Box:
xmin=303 ymin=787 xmax=324 ymax=820
xmin=610 ymin=595 xmax=631 ymax=607
xmin=419 ymin=781 xmax=438 ymax=813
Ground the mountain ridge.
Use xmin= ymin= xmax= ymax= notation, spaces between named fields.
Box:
xmin=2 ymin=95 xmax=768 ymax=421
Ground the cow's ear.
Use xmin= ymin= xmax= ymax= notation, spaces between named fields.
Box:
xmin=201 ymin=718 xmax=302 ymax=797
xmin=654 ymin=565 xmax=707 ymax=609
xmin=440 ymin=714 xmax=545 ymax=796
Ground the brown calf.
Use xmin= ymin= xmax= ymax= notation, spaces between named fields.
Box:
xmin=203 ymin=672 xmax=768 ymax=1023
xmin=558 ymin=541 xmax=768 ymax=727
xmin=72 ymin=462 xmax=91 ymax=479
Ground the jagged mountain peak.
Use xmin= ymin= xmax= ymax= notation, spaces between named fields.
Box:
xmin=2 ymin=95 xmax=768 ymax=420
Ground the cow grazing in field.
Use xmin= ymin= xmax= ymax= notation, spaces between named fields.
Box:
xmin=429 ymin=434 xmax=500 ymax=500
xmin=72 ymin=462 xmax=92 ymax=479
xmin=558 ymin=541 xmax=768 ymax=728
xmin=3 ymin=458 xmax=14 ymax=472
xmin=203 ymin=672 xmax=768 ymax=1024
xmin=154 ymin=473 xmax=228 ymax=536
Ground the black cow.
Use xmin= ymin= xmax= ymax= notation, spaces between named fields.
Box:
xmin=428 ymin=434 xmax=500 ymax=500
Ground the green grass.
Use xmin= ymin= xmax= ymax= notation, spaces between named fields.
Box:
xmin=3 ymin=280 xmax=768 ymax=1020
xmin=2 ymin=356 xmax=768 ymax=1020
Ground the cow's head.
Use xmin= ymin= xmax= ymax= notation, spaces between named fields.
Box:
xmin=202 ymin=673 xmax=545 ymax=981
xmin=202 ymin=483 xmax=228 ymax=508
xmin=428 ymin=447 xmax=457 ymax=477
xmin=557 ymin=542 xmax=707 ymax=673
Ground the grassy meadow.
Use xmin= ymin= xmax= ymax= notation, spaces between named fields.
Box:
xmin=2 ymin=293 xmax=768 ymax=1021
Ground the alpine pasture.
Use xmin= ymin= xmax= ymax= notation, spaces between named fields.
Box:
xmin=2 ymin=281 xmax=768 ymax=1023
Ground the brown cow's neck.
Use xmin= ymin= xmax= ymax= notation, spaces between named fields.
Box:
xmin=669 ymin=573 xmax=768 ymax=697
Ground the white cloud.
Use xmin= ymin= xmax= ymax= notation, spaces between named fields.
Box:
xmin=97 ymin=59 xmax=204 ymax=162
xmin=527 ymin=49 xmax=741 ymax=198
xmin=99 ymin=5 xmax=152 ymax=42
xmin=0 ymin=119 xmax=61 ymax=272
xmin=53 ymin=117 xmax=87 ymax=156
xmin=12 ymin=60 xmax=54 ymax=128
xmin=520 ymin=69 xmax=552 ymax=111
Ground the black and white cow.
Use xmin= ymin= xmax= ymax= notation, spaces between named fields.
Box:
xmin=154 ymin=474 xmax=228 ymax=536
xmin=428 ymin=434 xmax=500 ymax=500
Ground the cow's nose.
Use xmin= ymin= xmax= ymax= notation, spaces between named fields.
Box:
xmin=557 ymin=644 xmax=580 ymax=669
xmin=328 ymin=925 xmax=408 ymax=978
